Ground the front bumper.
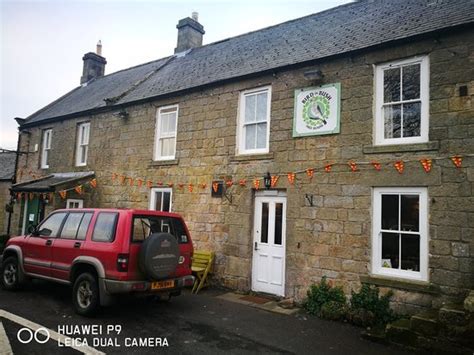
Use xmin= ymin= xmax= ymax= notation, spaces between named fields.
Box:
xmin=102 ymin=275 xmax=195 ymax=294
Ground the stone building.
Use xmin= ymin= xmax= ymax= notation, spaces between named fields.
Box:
xmin=0 ymin=151 xmax=16 ymax=235
xmin=9 ymin=0 xmax=474 ymax=314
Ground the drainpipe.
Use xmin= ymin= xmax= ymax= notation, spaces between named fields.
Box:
xmin=7 ymin=121 xmax=24 ymax=236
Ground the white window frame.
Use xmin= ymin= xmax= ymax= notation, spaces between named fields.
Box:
xmin=154 ymin=105 xmax=178 ymax=161
xmin=371 ymin=187 xmax=428 ymax=282
xmin=237 ymin=86 xmax=272 ymax=155
xmin=374 ymin=56 xmax=429 ymax=146
xmin=40 ymin=128 xmax=52 ymax=169
xmin=67 ymin=199 xmax=83 ymax=209
xmin=75 ymin=122 xmax=90 ymax=166
xmin=149 ymin=188 xmax=172 ymax=212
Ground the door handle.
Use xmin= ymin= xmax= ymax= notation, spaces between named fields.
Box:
xmin=45 ymin=240 xmax=52 ymax=246
xmin=74 ymin=242 xmax=81 ymax=248
xmin=254 ymin=242 xmax=258 ymax=251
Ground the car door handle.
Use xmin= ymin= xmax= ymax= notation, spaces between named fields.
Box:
xmin=45 ymin=240 xmax=52 ymax=246
xmin=74 ymin=242 xmax=81 ymax=248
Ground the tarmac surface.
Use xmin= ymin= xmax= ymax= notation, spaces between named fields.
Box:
xmin=0 ymin=279 xmax=411 ymax=354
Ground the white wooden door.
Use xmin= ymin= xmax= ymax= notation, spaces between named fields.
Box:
xmin=252 ymin=193 xmax=286 ymax=296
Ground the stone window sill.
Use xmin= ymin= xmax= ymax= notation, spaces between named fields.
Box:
xmin=230 ymin=152 xmax=274 ymax=162
xmin=149 ymin=159 xmax=179 ymax=167
xmin=360 ymin=275 xmax=440 ymax=294
xmin=363 ymin=141 xmax=439 ymax=154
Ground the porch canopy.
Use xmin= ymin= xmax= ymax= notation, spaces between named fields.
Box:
xmin=11 ymin=171 xmax=95 ymax=192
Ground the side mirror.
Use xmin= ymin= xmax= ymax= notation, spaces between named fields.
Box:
xmin=38 ymin=228 xmax=52 ymax=237
xmin=27 ymin=224 xmax=38 ymax=235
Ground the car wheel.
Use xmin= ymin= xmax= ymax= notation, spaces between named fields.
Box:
xmin=1 ymin=257 xmax=21 ymax=290
xmin=73 ymin=273 xmax=100 ymax=316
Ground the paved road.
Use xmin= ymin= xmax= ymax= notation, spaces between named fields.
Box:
xmin=0 ymin=280 xmax=411 ymax=354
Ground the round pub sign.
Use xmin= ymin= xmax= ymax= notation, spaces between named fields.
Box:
xmin=293 ymin=83 xmax=341 ymax=137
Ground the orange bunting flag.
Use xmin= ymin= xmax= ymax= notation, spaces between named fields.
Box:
xmin=324 ymin=164 xmax=333 ymax=173
xmin=225 ymin=180 xmax=233 ymax=188
xmin=178 ymin=183 xmax=184 ymax=190
xmin=112 ymin=173 xmax=118 ymax=181
xmin=59 ymin=191 xmax=67 ymax=199
xmin=168 ymin=183 xmax=174 ymax=188
xmin=129 ymin=178 xmax=134 ymax=186
xmin=371 ymin=162 xmax=381 ymax=171
xmin=420 ymin=159 xmax=432 ymax=173
xmin=239 ymin=179 xmax=247 ymax=187
xmin=120 ymin=175 xmax=126 ymax=184
xmin=451 ymin=156 xmax=462 ymax=168
xmin=136 ymin=179 xmax=143 ymax=187
xmin=16 ymin=192 xmax=22 ymax=201
xmin=75 ymin=185 xmax=83 ymax=194
xmin=89 ymin=179 xmax=97 ymax=188
xmin=157 ymin=181 xmax=163 ymax=186
xmin=348 ymin=161 xmax=358 ymax=172
xmin=147 ymin=180 xmax=153 ymax=188
xmin=287 ymin=173 xmax=296 ymax=185
xmin=212 ymin=182 xmax=219 ymax=193
xmin=394 ymin=161 xmax=404 ymax=174
xmin=200 ymin=183 xmax=207 ymax=189
xmin=306 ymin=168 xmax=314 ymax=180
xmin=253 ymin=179 xmax=260 ymax=190
xmin=271 ymin=175 xmax=279 ymax=188
xmin=188 ymin=184 xmax=194 ymax=192
xmin=29 ymin=193 xmax=34 ymax=200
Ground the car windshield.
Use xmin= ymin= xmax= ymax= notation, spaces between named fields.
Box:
xmin=132 ymin=215 xmax=188 ymax=244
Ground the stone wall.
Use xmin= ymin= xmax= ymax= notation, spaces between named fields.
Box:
xmin=13 ymin=29 xmax=474 ymax=314
xmin=0 ymin=181 xmax=12 ymax=235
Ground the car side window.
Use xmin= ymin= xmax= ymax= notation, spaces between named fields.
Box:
xmin=37 ymin=212 xmax=67 ymax=238
xmin=60 ymin=213 xmax=84 ymax=239
xmin=92 ymin=213 xmax=118 ymax=242
xmin=77 ymin=213 xmax=93 ymax=240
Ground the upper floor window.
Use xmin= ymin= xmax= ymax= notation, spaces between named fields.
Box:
xmin=154 ymin=105 xmax=178 ymax=161
xmin=40 ymin=129 xmax=52 ymax=169
xmin=374 ymin=56 xmax=429 ymax=145
xmin=76 ymin=122 xmax=90 ymax=166
xmin=371 ymin=187 xmax=428 ymax=281
xmin=149 ymin=188 xmax=172 ymax=212
xmin=237 ymin=86 xmax=271 ymax=155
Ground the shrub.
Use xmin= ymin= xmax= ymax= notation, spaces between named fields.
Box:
xmin=303 ymin=277 xmax=347 ymax=319
xmin=348 ymin=284 xmax=396 ymax=326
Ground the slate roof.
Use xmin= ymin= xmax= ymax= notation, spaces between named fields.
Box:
xmin=11 ymin=171 xmax=95 ymax=192
xmin=23 ymin=0 xmax=474 ymax=126
xmin=0 ymin=152 xmax=16 ymax=181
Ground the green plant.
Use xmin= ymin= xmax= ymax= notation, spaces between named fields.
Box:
xmin=303 ymin=277 xmax=347 ymax=319
xmin=348 ymin=284 xmax=396 ymax=326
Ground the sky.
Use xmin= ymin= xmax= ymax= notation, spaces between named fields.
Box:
xmin=0 ymin=0 xmax=352 ymax=150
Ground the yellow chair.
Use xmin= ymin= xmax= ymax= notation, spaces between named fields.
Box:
xmin=191 ymin=250 xmax=214 ymax=294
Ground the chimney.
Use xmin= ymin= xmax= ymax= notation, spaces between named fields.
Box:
xmin=174 ymin=12 xmax=205 ymax=54
xmin=80 ymin=41 xmax=107 ymax=84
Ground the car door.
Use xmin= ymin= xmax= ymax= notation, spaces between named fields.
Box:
xmin=50 ymin=212 xmax=93 ymax=280
xmin=22 ymin=212 xmax=67 ymax=277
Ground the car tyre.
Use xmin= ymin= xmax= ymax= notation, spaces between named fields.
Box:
xmin=73 ymin=273 xmax=100 ymax=316
xmin=1 ymin=256 xmax=22 ymax=290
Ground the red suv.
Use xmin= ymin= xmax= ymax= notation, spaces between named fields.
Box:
xmin=1 ymin=209 xmax=194 ymax=316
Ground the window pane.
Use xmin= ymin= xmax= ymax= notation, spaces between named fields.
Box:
xmin=261 ymin=202 xmax=269 ymax=243
xmin=256 ymin=123 xmax=267 ymax=149
xmin=92 ymin=213 xmax=118 ymax=242
xmin=132 ymin=216 xmax=187 ymax=243
xmin=160 ymin=114 xmax=169 ymax=134
xmin=383 ymin=104 xmax=401 ymax=139
xmin=39 ymin=212 xmax=67 ymax=238
xmin=381 ymin=232 xmax=399 ymax=269
xmin=274 ymin=203 xmax=283 ymax=245
xmin=77 ymin=213 xmax=92 ymax=240
xmin=256 ymin=92 xmax=268 ymax=122
xmin=169 ymin=113 xmax=177 ymax=134
xmin=383 ymin=67 xmax=400 ymax=103
xmin=401 ymin=194 xmax=419 ymax=232
xmin=245 ymin=94 xmax=256 ymax=123
xmin=61 ymin=213 xmax=84 ymax=239
xmin=382 ymin=194 xmax=399 ymax=230
xmin=402 ymin=102 xmax=421 ymax=137
xmin=161 ymin=138 xmax=171 ymax=156
xmin=401 ymin=234 xmax=420 ymax=271
xmin=245 ymin=124 xmax=256 ymax=150
xmin=154 ymin=192 xmax=163 ymax=211
xmin=402 ymin=64 xmax=420 ymax=100
xmin=163 ymin=192 xmax=171 ymax=212
xmin=168 ymin=137 xmax=176 ymax=156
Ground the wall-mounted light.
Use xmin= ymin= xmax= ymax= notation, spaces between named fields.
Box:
xmin=263 ymin=172 xmax=271 ymax=190
xmin=118 ymin=110 xmax=129 ymax=119
xmin=303 ymin=69 xmax=324 ymax=83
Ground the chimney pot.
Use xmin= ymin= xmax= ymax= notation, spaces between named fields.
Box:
xmin=96 ymin=40 xmax=102 ymax=56
xmin=174 ymin=13 xmax=205 ymax=54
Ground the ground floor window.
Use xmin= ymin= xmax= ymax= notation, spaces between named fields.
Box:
xmin=149 ymin=188 xmax=172 ymax=212
xmin=372 ymin=187 xmax=428 ymax=281
xmin=67 ymin=199 xmax=83 ymax=209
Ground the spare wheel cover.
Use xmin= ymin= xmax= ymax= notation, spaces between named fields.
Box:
xmin=139 ymin=232 xmax=179 ymax=279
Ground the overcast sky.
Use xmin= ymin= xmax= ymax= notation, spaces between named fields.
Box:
xmin=0 ymin=0 xmax=351 ymax=150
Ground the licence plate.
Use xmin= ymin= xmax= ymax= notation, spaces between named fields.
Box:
xmin=151 ymin=280 xmax=175 ymax=290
